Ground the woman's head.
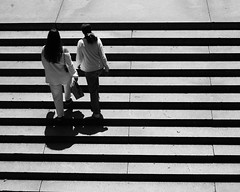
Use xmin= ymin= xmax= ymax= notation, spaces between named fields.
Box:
xmin=81 ymin=23 xmax=97 ymax=44
xmin=44 ymin=28 xmax=63 ymax=63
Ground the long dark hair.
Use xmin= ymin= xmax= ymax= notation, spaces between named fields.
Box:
xmin=44 ymin=28 xmax=63 ymax=63
xmin=81 ymin=24 xmax=97 ymax=44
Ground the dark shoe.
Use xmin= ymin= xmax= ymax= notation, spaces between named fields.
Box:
xmin=65 ymin=98 xmax=73 ymax=109
xmin=91 ymin=113 xmax=104 ymax=119
xmin=54 ymin=116 xmax=65 ymax=124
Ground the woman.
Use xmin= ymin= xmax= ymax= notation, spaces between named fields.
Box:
xmin=41 ymin=28 xmax=78 ymax=120
xmin=76 ymin=24 xmax=109 ymax=119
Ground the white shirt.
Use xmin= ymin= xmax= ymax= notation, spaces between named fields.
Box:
xmin=76 ymin=37 xmax=108 ymax=72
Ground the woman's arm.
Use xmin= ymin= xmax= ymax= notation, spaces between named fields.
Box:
xmin=63 ymin=50 xmax=78 ymax=79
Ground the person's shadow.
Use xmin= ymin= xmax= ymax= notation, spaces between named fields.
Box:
xmin=74 ymin=116 xmax=108 ymax=136
xmin=45 ymin=110 xmax=108 ymax=150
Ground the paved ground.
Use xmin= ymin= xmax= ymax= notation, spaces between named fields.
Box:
xmin=0 ymin=0 xmax=240 ymax=23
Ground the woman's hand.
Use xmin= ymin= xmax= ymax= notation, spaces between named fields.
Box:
xmin=71 ymin=76 xmax=78 ymax=87
xmin=74 ymin=76 xmax=78 ymax=82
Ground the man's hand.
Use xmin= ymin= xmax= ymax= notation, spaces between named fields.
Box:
xmin=104 ymin=65 xmax=109 ymax=73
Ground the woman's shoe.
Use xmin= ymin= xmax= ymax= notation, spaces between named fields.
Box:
xmin=54 ymin=116 xmax=65 ymax=124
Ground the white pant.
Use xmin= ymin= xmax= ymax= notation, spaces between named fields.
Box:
xmin=49 ymin=79 xmax=72 ymax=117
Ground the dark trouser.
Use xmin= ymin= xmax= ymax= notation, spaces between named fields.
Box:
xmin=85 ymin=69 xmax=103 ymax=114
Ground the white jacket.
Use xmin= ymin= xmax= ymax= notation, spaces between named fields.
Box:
xmin=41 ymin=46 xmax=78 ymax=85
